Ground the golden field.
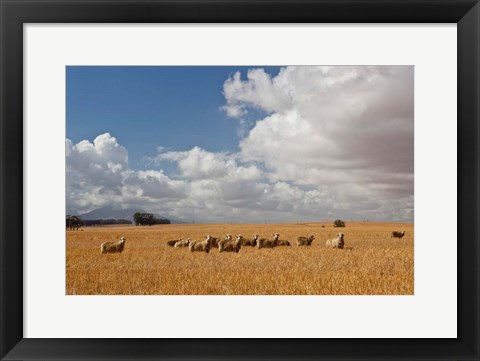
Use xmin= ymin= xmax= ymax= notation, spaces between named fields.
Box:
xmin=66 ymin=222 xmax=414 ymax=295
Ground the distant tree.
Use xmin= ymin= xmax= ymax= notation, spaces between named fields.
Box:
xmin=83 ymin=219 xmax=101 ymax=226
xmin=83 ymin=218 xmax=132 ymax=226
xmin=97 ymin=218 xmax=133 ymax=225
xmin=133 ymin=212 xmax=143 ymax=226
xmin=144 ymin=213 xmax=155 ymax=226
xmin=100 ymin=218 xmax=116 ymax=225
xmin=132 ymin=212 xmax=170 ymax=226
xmin=66 ymin=215 xmax=83 ymax=230
xmin=117 ymin=219 xmax=133 ymax=225
xmin=333 ymin=219 xmax=346 ymax=228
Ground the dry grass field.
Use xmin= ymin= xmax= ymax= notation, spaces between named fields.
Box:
xmin=66 ymin=222 xmax=413 ymax=295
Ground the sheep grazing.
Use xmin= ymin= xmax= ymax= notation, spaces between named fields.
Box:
xmin=326 ymin=233 xmax=345 ymax=249
xmin=274 ymin=233 xmax=291 ymax=246
xmin=220 ymin=235 xmax=243 ymax=253
xmin=218 ymin=234 xmax=234 ymax=251
xmin=167 ymin=239 xmax=181 ymax=247
xmin=101 ymin=237 xmax=126 ymax=254
xmin=242 ymin=234 xmax=258 ymax=247
xmin=297 ymin=235 xmax=315 ymax=247
xmin=391 ymin=230 xmax=406 ymax=239
xmin=257 ymin=234 xmax=277 ymax=249
xmin=174 ymin=239 xmax=191 ymax=248
xmin=189 ymin=236 xmax=213 ymax=253
xmin=207 ymin=235 xmax=220 ymax=248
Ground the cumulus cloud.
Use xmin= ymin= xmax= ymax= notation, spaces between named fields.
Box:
xmin=156 ymin=146 xmax=262 ymax=181
xmin=67 ymin=66 xmax=414 ymax=223
xmin=67 ymin=135 xmax=339 ymax=222
xmin=222 ymin=69 xmax=292 ymax=117
xmin=66 ymin=134 xmax=186 ymax=215
xmin=223 ymin=66 xmax=414 ymax=221
xmin=66 ymin=133 xmax=129 ymax=210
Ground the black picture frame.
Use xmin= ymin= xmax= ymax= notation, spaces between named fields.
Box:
xmin=1 ymin=1 xmax=478 ymax=360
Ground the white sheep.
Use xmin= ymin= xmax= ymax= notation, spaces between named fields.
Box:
xmin=101 ymin=237 xmax=126 ymax=254
xmin=174 ymin=239 xmax=191 ymax=248
xmin=189 ymin=236 xmax=213 ymax=253
xmin=274 ymin=233 xmax=291 ymax=246
xmin=257 ymin=234 xmax=277 ymax=249
xmin=220 ymin=235 xmax=243 ymax=253
xmin=218 ymin=234 xmax=234 ymax=252
xmin=297 ymin=235 xmax=315 ymax=246
xmin=206 ymin=235 xmax=220 ymax=248
xmin=326 ymin=233 xmax=345 ymax=249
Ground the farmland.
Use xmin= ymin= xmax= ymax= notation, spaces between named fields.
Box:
xmin=66 ymin=222 xmax=414 ymax=295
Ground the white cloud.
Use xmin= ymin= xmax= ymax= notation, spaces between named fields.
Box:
xmin=223 ymin=66 xmax=414 ymax=221
xmin=67 ymin=66 xmax=414 ymax=223
xmin=66 ymin=133 xmax=128 ymax=192
xmin=66 ymin=134 xmax=186 ymax=215
xmin=222 ymin=69 xmax=292 ymax=117
xmin=156 ymin=146 xmax=263 ymax=181
xmin=123 ymin=170 xmax=187 ymax=199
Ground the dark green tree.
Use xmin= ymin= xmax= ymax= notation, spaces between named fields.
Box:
xmin=144 ymin=213 xmax=155 ymax=226
xmin=133 ymin=212 xmax=170 ymax=226
xmin=66 ymin=215 xmax=83 ymax=230
xmin=133 ymin=212 xmax=143 ymax=226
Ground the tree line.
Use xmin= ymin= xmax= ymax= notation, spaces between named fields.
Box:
xmin=133 ymin=212 xmax=171 ymax=226
xmin=66 ymin=212 xmax=171 ymax=229
xmin=66 ymin=215 xmax=133 ymax=228
xmin=83 ymin=219 xmax=132 ymax=226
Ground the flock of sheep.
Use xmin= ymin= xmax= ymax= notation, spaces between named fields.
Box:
xmin=100 ymin=230 xmax=406 ymax=254
xmin=165 ymin=233 xmax=340 ymax=253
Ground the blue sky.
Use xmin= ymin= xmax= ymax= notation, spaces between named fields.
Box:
xmin=66 ymin=66 xmax=414 ymax=223
xmin=67 ymin=66 xmax=281 ymax=170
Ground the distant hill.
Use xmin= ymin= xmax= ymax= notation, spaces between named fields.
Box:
xmin=79 ymin=206 xmax=185 ymax=224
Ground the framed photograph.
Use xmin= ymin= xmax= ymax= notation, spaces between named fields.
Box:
xmin=1 ymin=0 xmax=478 ymax=360
xmin=64 ymin=64 xmax=415 ymax=298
